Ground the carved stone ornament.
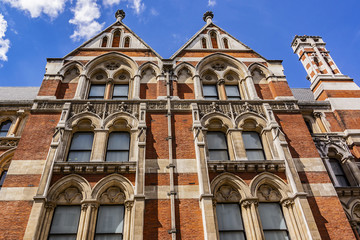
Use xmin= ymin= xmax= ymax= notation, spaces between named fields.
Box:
xmin=226 ymin=75 xmax=234 ymax=81
xmin=96 ymin=74 xmax=104 ymax=80
xmin=211 ymin=63 xmax=225 ymax=71
xmin=82 ymin=102 xmax=96 ymax=113
xmin=282 ymin=199 xmax=294 ymax=208
xmin=56 ymin=187 xmax=83 ymax=204
xmin=353 ymin=204 xmax=360 ymax=220
xmin=242 ymin=199 xmax=258 ymax=208
xmin=205 ymin=75 xmax=212 ymax=81
xmin=118 ymin=74 xmax=127 ymax=80
xmin=105 ymin=62 xmax=120 ymax=71
xmin=99 ymin=187 xmax=126 ymax=204
xmin=215 ymin=185 xmax=241 ymax=202
xmin=203 ymin=11 xmax=214 ymax=22
xmin=115 ymin=9 xmax=126 ymax=21
xmin=257 ymin=184 xmax=281 ymax=202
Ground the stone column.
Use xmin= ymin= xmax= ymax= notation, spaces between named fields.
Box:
xmin=104 ymin=78 xmax=114 ymax=100
xmin=244 ymin=76 xmax=259 ymax=100
xmin=193 ymin=75 xmax=203 ymax=99
xmin=8 ymin=109 xmax=25 ymax=136
xmin=74 ymin=74 xmax=88 ymax=99
xmin=241 ymin=200 xmax=262 ymax=240
xmin=217 ymin=79 xmax=226 ymax=100
xmin=132 ymin=75 xmax=141 ymax=99
xmin=91 ymin=130 xmax=107 ymax=162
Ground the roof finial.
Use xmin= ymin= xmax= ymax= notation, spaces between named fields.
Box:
xmin=115 ymin=9 xmax=125 ymax=22
xmin=203 ymin=11 xmax=214 ymax=24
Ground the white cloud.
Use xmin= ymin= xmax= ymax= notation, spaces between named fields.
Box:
xmin=3 ymin=0 xmax=67 ymax=18
xmin=69 ymin=0 xmax=105 ymax=41
xmin=150 ymin=8 xmax=158 ymax=16
xmin=208 ymin=0 xmax=216 ymax=7
xmin=103 ymin=0 xmax=145 ymax=15
xmin=0 ymin=14 xmax=10 ymax=62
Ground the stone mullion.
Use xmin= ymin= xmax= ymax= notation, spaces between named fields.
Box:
xmin=104 ymin=79 xmax=114 ymax=100
xmin=239 ymin=79 xmax=249 ymax=100
xmin=86 ymin=204 xmax=99 ymax=240
xmin=217 ymin=79 xmax=226 ymax=100
xmin=282 ymin=200 xmax=302 ymax=239
xmin=91 ymin=130 xmax=107 ymax=162
xmin=241 ymin=200 xmax=262 ymax=240
xmin=132 ymin=75 xmax=141 ymax=99
xmin=229 ymin=130 xmax=246 ymax=160
xmin=193 ymin=75 xmax=203 ymax=99
xmin=39 ymin=203 xmax=55 ymax=240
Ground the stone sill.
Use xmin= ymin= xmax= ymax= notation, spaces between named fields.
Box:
xmin=335 ymin=186 xmax=360 ymax=197
xmin=207 ymin=160 xmax=286 ymax=173
xmin=53 ymin=162 xmax=136 ymax=174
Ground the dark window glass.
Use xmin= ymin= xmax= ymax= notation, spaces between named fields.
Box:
xmin=258 ymin=203 xmax=289 ymax=240
xmin=124 ymin=37 xmax=130 ymax=48
xmin=0 ymin=170 xmax=7 ymax=189
xmin=203 ymin=85 xmax=218 ymax=100
xmin=207 ymin=132 xmax=229 ymax=160
xmin=95 ymin=205 xmax=124 ymax=240
xmin=305 ymin=119 xmax=313 ymax=134
xmin=48 ymin=206 xmax=81 ymax=240
xmin=113 ymin=85 xmax=128 ymax=100
xmin=225 ymin=85 xmax=241 ymax=100
xmin=67 ymin=132 xmax=94 ymax=162
xmin=202 ymin=38 xmax=207 ymax=49
xmin=106 ymin=132 xmax=130 ymax=162
xmin=216 ymin=204 xmax=246 ymax=240
xmin=89 ymin=85 xmax=106 ymax=99
xmin=210 ymin=32 xmax=218 ymax=49
xmin=112 ymin=30 xmax=121 ymax=47
xmin=223 ymin=38 xmax=229 ymax=49
xmin=242 ymin=132 xmax=265 ymax=160
xmin=329 ymin=158 xmax=350 ymax=187
xmin=0 ymin=120 xmax=11 ymax=137
xmin=101 ymin=37 xmax=108 ymax=47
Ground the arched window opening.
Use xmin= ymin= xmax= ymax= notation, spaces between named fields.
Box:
xmin=67 ymin=132 xmax=94 ymax=162
xmin=225 ymin=85 xmax=241 ymax=100
xmin=216 ymin=203 xmax=246 ymax=239
xmin=223 ymin=38 xmax=229 ymax=49
xmin=207 ymin=131 xmax=229 ymax=160
xmin=210 ymin=31 xmax=218 ymax=49
xmin=106 ymin=132 xmax=130 ymax=162
xmin=101 ymin=36 xmax=108 ymax=47
xmin=202 ymin=38 xmax=207 ymax=49
xmin=203 ymin=85 xmax=218 ymax=100
xmin=329 ymin=158 xmax=350 ymax=187
xmin=95 ymin=205 xmax=125 ymax=238
xmin=124 ymin=37 xmax=130 ymax=48
xmin=0 ymin=170 xmax=7 ymax=189
xmin=88 ymin=84 xmax=106 ymax=99
xmin=48 ymin=206 xmax=81 ymax=239
xmin=0 ymin=120 xmax=11 ymax=137
xmin=304 ymin=119 xmax=313 ymax=134
xmin=258 ymin=203 xmax=289 ymax=239
xmin=112 ymin=30 xmax=121 ymax=47
xmin=242 ymin=131 xmax=265 ymax=160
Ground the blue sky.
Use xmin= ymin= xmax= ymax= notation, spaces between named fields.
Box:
xmin=0 ymin=0 xmax=359 ymax=88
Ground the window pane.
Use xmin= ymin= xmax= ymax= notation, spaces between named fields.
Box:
xmin=107 ymin=132 xmax=130 ymax=150
xmin=89 ymin=85 xmax=106 ymax=99
xmin=50 ymin=206 xmax=81 ymax=234
xmin=209 ymin=150 xmax=229 ymax=161
xmin=96 ymin=205 xmax=124 ymax=234
xmin=106 ymin=151 xmax=129 ymax=162
xmin=48 ymin=236 xmax=77 ymax=240
xmin=0 ymin=170 xmax=7 ymax=188
xmin=216 ymin=204 xmax=244 ymax=231
xmin=0 ymin=120 xmax=11 ymax=131
xmin=246 ymin=150 xmax=265 ymax=161
xmin=242 ymin=132 xmax=263 ymax=149
xmin=337 ymin=176 xmax=350 ymax=187
xmin=70 ymin=133 xmax=94 ymax=150
xmin=219 ymin=232 xmax=246 ymax=240
xmin=329 ymin=159 xmax=345 ymax=175
xmin=258 ymin=203 xmax=287 ymax=230
xmin=263 ymin=231 xmax=289 ymax=240
xmin=68 ymin=151 xmax=91 ymax=162
xmin=207 ymin=132 xmax=227 ymax=149
xmin=95 ymin=235 xmax=123 ymax=240
xmin=113 ymin=85 xmax=128 ymax=99
xmin=203 ymin=85 xmax=218 ymax=99
xmin=225 ymin=85 xmax=241 ymax=99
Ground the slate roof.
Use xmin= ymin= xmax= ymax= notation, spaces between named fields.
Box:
xmin=291 ymin=88 xmax=315 ymax=102
xmin=0 ymin=87 xmax=39 ymax=101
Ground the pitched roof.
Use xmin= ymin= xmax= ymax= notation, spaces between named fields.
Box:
xmin=0 ymin=87 xmax=39 ymax=101
xmin=291 ymin=88 xmax=315 ymax=102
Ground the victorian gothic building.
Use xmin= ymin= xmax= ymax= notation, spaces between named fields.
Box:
xmin=0 ymin=10 xmax=360 ymax=240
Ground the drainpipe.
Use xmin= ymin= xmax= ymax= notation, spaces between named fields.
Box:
xmin=165 ymin=65 xmax=177 ymax=239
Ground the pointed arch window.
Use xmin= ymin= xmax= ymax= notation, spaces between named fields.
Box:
xmin=207 ymin=131 xmax=229 ymax=160
xmin=216 ymin=203 xmax=246 ymax=239
xmin=48 ymin=206 xmax=81 ymax=239
xmin=328 ymin=158 xmax=350 ymax=187
xmin=95 ymin=205 xmax=125 ymax=239
xmin=203 ymin=85 xmax=218 ymax=100
xmin=258 ymin=203 xmax=289 ymax=239
xmin=124 ymin=37 xmax=130 ymax=48
xmin=202 ymin=38 xmax=207 ymax=49
xmin=242 ymin=131 xmax=265 ymax=160
xmin=112 ymin=30 xmax=121 ymax=47
xmin=67 ymin=132 xmax=94 ymax=162
xmin=106 ymin=132 xmax=130 ymax=162
xmin=0 ymin=170 xmax=7 ymax=189
xmin=223 ymin=38 xmax=229 ymax=49
xmin=210 ymin=31 xmax=218 ymax=49
xmin=225 ymin=85 xmax=241 ymax=100
xmin=101 ymin=36 xmax=108 ymax=47
xmin=0 ymin=120 xmax=11 ymax=137
xmin=88 ymin=84 xmax=106 ymax=99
